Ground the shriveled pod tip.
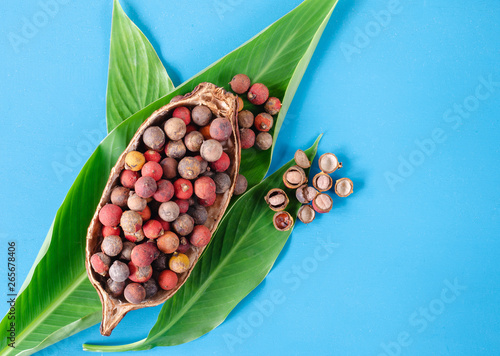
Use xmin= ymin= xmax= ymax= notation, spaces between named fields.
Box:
xmin=335 ymin=178 xmax=353 ymax=197
xmin=273 ymin=211 xmax=294 ymax=231
xmin=294 ymin=149 xmax=311 ymax=169
xmin=283 ymin=165 xmax=307 ymax=189
xmin=297 ymin=205 xmax=316 ymax=224
xmin=318 ymin=153 xmax=342 ymax=174
xmin=265 ymin=188 xmax=289 ymax=211
xmin=312 ymin=172 xmax=333 ymax=192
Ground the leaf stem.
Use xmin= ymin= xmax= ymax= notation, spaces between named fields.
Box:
xmin=82 ymin=338 xmax=147 ymax=353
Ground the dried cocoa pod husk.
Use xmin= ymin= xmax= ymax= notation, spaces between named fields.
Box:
xmin=85 ymin=83 xmax=240 ymax=336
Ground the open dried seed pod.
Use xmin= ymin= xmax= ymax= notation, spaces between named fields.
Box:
xmin=85 ymin=83 xmax=240 ymax=336
xmin=318 ymin=153 xmax=342 ymax=174
xmin=295 ymin=184 xmax=318 ymax=204
xmin=335 ymin=178 xmax=354 ymax=197
xmin=264 ymin=188 xmax=289 ymax=211
xmin=312 ymin=193 xmax=333 ymax=214
xmin=312 ymin=172 xmax=333 ymax=192
xmin=273 ymin=211 xmax=294 ymax=231
xmin=298 ymin=205 xmax=316 ymax=224
xmin=283 ymin=165 xmax=307 ymax=189
xmin=294 ymin=149 xmax=311 ymax=169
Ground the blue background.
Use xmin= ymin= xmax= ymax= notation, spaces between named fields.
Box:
xmin=1 ymin=0 xmax=499 ymax=355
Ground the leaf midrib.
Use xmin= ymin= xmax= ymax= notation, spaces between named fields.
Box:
xmin=0 ymin=272 xmax=90 ymax=356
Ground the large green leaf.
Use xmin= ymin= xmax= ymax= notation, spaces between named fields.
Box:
xmin=106 ymin=0 xmax=174 ymax=132
xmin=0 ymin=0 xmax=338 ymax=354
xmin=84 ymin=136 xmax=321 ymax=352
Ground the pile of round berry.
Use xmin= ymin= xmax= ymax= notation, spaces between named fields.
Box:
xmin=90 ymin=101 xmax=248 ymax=304
xmin=229 ymin=74 xmax=281 ymax=151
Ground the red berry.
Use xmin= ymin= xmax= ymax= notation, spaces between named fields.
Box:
xmin=198 ymin=193 xmax=216 ymax=207
xmin=190 ymin=225 xmax=211 ymax=247
xmin=175 ymin=199 xmax=190 ymax=214
xmin=174 ymin=179 xmax=193 ymax=200
xmin=153 ymin=180 xmax=175 ymax=202
xmin=141 ymin=161 xmax=163 ymax=181
xmin=209 ymin=117 xmax=232 ymax=141
xmin=138 ymin=206 xmax=151 ymax=221
xmin=264 ymin=97 xmax=282 ymax=115
xmin=102 ymin=226 xmax=121 ymax=237
xmin=99 ymin=204 xmax=122 ymax=227
xmin=240 ymin=128 xmax=256 ymax=149
xmin=185 ymin=124 xmax=197 ymax=133
xmin=254 ymin=113 xmax=273 ymax=132
xmin=194 ymin=176 xmax=216 ymax=199
xmin=128 ymin=262 xmax=153 ymax=283
xmin=120 ymin=170 xmax=140 ymax=189
xmin=247 ymin=83 xmax=269 ymax=105
xmin=158 ymin=270 xmax=178 ymax=291
xmin=135 ymin=176 xmax=157 ymax=198
xmin=209 ymin=152 xmax=230 ymax=172
xmin=144 ymin=150 xmax=162 ymax=163
xmin=172 ymin=107 xmax=191 ymax=125
xmin=143 ymin=219 xmax=164 ymax=239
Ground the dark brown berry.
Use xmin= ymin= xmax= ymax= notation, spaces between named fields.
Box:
xmin=191 ymin=105 xmax=212 ymax=126
xmin=210 ymin=117 xmax=232 ymax=141
xmin=255 ymin=132 xmax=273 ymax=150
xmin=240 ymin=128 xmax=255 ymax=149
xmin=124 ymin=283 xmax=146 ymax=303
xmin=172 ymin=214 xmax=194 ymax=236
xmin=165 ymin=140 xmax=186 ymax=159
xmin=110 ymin=187 xmax=130 ymax=208
xmin=229 ymin=74 xmax=251 ymax=94
xmin=234 ymin=174 xmax=248 ymax=195
xmin=238 ymin=110 xmax=254 ymax=128
xmin=178 ymin=157 xmax=202 ymax=180
xmin=143 ymin=126 xmax=166 ymax=151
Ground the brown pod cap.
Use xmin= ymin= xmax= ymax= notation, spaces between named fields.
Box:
xmin=283 ymin=165 xmax=307 ymax=189
xmin=264 ymin=188 xmax=289 ymax=211
xmin=297 ymin=205 xmax=316 ymax=224
xmin=294 ymin=149 xmax=311 ymax=169
xmin=273 ymin=211 xmax=294 ymax=231
xmin=295 ymin=185 xmax=318 ymax=204
xmin=312 ymin=172 xmax=333 ymax=192
xmin=335 ymin=178 xmax=354 ymax=197
xmin=85 ymin=83 xmax=241 ymax=336
xmin=318 ymin=153 xmax=342 ymax=174
xmin=312 ymin=193 xmax=333 ymax=214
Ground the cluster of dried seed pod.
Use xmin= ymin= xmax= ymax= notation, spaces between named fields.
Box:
xmin=229 ymin=73 xmax=281 ymax=151
xmin=294 ymin=151 xmax=353 ymax=224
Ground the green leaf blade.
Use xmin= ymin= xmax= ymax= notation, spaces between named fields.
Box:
xmin=106 ymin=0 xmax=174 ymax=132
xmin=83 ymin=135 xmax=321 ymax=352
